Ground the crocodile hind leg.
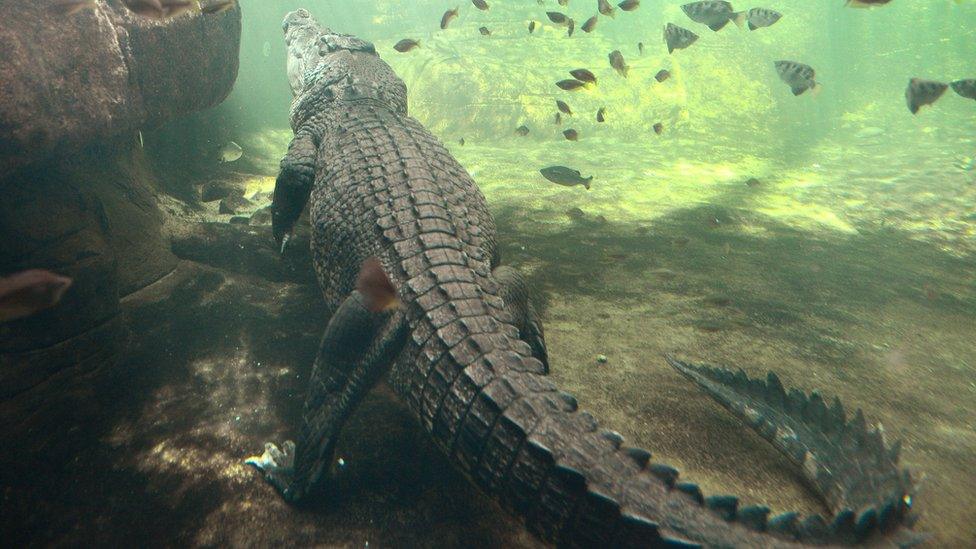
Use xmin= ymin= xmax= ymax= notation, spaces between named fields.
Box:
xmin=272 ymin=130 xmax=319 ymax=248
xmin=493 ymin=265 xmax=549 ymax=372
xmin=246 ymin=285 xmax=408 ymax=503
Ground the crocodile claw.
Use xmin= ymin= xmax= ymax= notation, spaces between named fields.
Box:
xmin=245 ymin=440 xmax=297 ymax=496
xmin=279 ymin=232 xmax=291 ymax=255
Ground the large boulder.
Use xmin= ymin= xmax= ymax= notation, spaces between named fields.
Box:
xmin=0 ymin=1 xmax=242 ymax=176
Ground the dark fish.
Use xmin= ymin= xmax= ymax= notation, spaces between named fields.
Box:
xmin=479 ymin=26 xmax=492 ymax=36
xmin=598 ymin=0 xmax=616 ymax=17
xmin=774 ymin=60 xmax=819 ymax=96
xmin=556 ymin=100 xmax=573 ymax=115
xmin=846 ymin=0 xmax=892 ymax=7
xmin=555 ymin=112 xmax=562 ymax=124
xmin=950 ymin=79 xmax=976 ymax=100
xmin=570 ymin=68 xmax=597 ymax=84
xmin=746 ymin=177 xmax=761 ymax=187
xmin=356 ymin=258 xmax=401 ymax=313
xmin=653 ymin=122 xmax=663 ymax=134
xmin=541 ymin=166 xmax=592 ymax=189
xmin=619 ymin=0 xmax=640 ymax=11
xmin=567 ymin=207 xmax=586 ymax=219
xmin=200 ymin=0 xmax=235 ymax=14
xmin=608 ymin=50 xmax=628 ymax=77
xmin=472 ymin=0 xmax=489 ymax=10
xmin=529 ymin=21 xmax=537 ymax=33
xmin=515 ymin=125 xmax=531 ymax=136
xmin=681 ymin=1 xmax=744 ymax=32
xmin=52 ymin=0 xmax=96 ymax=15
xmin=744 ymin=7 xmax=781 ymax=30
xmin=664 ymin=23 xmax=699 ymax=53
xmin=905 ymin=78 xmax=948 ymax=114
xmin=0 ymin=269 xmax=73 ymax=323
xmin=557 ymin=79 xmax=586 ymax=90
xmin=547 ymin=11 xmax=569 ymax=25
xmin=393 ymin=38 xmax=421 ymax=52
xmin=459 ymin=138 xmax=465 ymax=145
xmin=638 ymin=42 xmax=645 ymax=55
xmin=655 ymin=69 xmax=671 ymax=82
xmin=567 ymin=18 xmax=575 ymax=37
xmin=441 ymin=7 xmax=459 ymax=29
xmin=582 ymin=16 xmax=598 ymax=32
xmin=563 ymin=129 xmax=579 ymax=141
xmin=596 ymin=107 xmax=607 ymax=122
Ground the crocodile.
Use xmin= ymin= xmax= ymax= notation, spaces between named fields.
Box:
xmin=245 ymin=9 xmax=921 ymax=547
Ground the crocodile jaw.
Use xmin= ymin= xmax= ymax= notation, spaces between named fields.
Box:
xmin=282 ymin=9 xmax=323 ymax=97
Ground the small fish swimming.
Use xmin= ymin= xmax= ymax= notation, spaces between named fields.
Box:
xmin=540 ymin=166 xmax=593 ymax=189
xmin=563 ymin=129 xmax=579 ymax=141
xmin=554 ymin=112 xmax=563 ymax=125
xmin=744 ymin=7 xmax=781 ymax=30
xmin=570 ymin=69 xmax=597 ymax=84
xmin=440 ymin=7 xmax=459 ymax=29
xmin=681 ymin=1 xmax=744 ymax=32
xmin=598 ymin=0 xmax=616 ymax=17
xmin=653 ymin=122 xmax=664 ymax=134
xmin=618 ymin=0 xmax=640 ymax=11
xmin=515 ymin=125 xmax=531 ymax=136
xmin=219 ymin=141 xmax=243 ymax=163
xmin=905 ymin=78 xmax=948 ymax=114
xmin=567 ymin=18 xmax=575 ymax=37
xmin=557 ymin=79 xmax=586 ymax=91
xmin=608 ymin=50 xmax=628 ymax=77
xmin=472 ymin=0 xmax=489 ymax=10
xmin=547 ymin=11 xmax=570 ymax=25
xmin=459 ymin=138 xmax=465 ymax=146
xmin=845 ymin=0 xmax=892 ymax=7
xmin=0 ymin=270 xmax=73 ymax=323
xmin=581 ymin=16 xmax=598 ymax=33
xmin=393 ymin=38 xmax=420 ymax=52
xmin=479 ymin=26 xmax=492 ymax=36
xmin=950 ymin=79 xmax=976 ymax=100
xmin=638 ymin=42 xmax=645 ymax=55
xmin=528 ymin=21 xmax=537 ymax=33
xmin=556 ymin=100 xmax=573 ymax=115
xmin=774 ymin=60 xmax=820 ymax=96
xmin=596 ymin=107 xmax=607 ymax=122
xmin=655 ymin=69 xmax=671 ymax=82
xmin=665 ymin=23 xmax=699 ymax=53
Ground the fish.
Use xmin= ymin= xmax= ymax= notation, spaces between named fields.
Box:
xmin=619 ymin=0 xmax=640 ymax=11
xmin=608 ymin=50 xmax=629 ymax=77
xmin=581 ymin=16 xmax=598 ymax=32
xmin=540 ymin=166 xmax=593 ymax=189
xmin=681 ymin=1 xmax=744 ymax=32
xmin=905 ymin=78 xmax=948 ymax=114
xmin=472 ymin=0 xmax=489 ymax=10
xmin=563 ymin=129 xmax=579 ymax=141
xmin=547 ymin=11 xmax=570 ymax=25
xmin=774 ymin=60 xmax=820 ymax=96
xmin=596 ymin=107 xmax=607 ymax=122
xmin=570 ymin=69 xmax=597 ymax=84
xmin=393 ymin=38 xmax=421 ymax=52
xmin=356 ymin=258 xmax=401 ymax=313
xmin=219 ymin=141 xmax=243 ymax=163
xmin=556 ymin=100 xmax=573 ymax=115
xmin=744 ymin=7 xmax=782 ymax=30
xmin=664 ymin=23 xmax=699 ymax=53
xmin=653 ymin=122 xmax=664 ymax=134
xmin=950 ymin=79 xmax=976 ymax=100
xmin=567 ymin=207 xmax=586 ymax=220
xmin=745 ymin=177 xmax=761 ymax=187
xmin=479 ymin=26 xmax=492 ymax=36
xmin=638 ymin=42 xmax=645 ymax=55
xmin=557 ymin=79 xmax=586 ymax=91
xmin=459 ymin=138 xmax=465 ymax=146
xmin=515 ymin=125 xmax=531 ymax=136
xmin=441 ymin=7 xmax=459 ymax=29
xmin=528 ymin=21 xmax=537 ymax=33
xmin=52 ymin=0 xmax=97 ymax=15
xmin=554 ymin=112 xmax=562 ymax=125
xmin=845 ymin=0 xmax=892 ymax=7
xmin=0 ymin=270 xmax=73 ymax=323
xmin=655 ymin=69 xmax=671 ymax=82
xmin=567 ymin=18 xmax=575 ymax=37
xmin=598 ymin=0 xmax=616 ymax=17
xmin=201 ymin=0 xmax=235 ymax=14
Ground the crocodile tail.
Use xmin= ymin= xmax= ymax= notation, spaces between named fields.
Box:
xmin=666 ymin=355 xmax=925 ymax=546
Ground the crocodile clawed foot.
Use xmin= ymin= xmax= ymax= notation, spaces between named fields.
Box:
xmin=245 ymin=440 xmax=297 ymax=497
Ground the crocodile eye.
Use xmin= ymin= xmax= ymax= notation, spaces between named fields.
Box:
xmin=282 ymin=21 xmax=289 ymax=32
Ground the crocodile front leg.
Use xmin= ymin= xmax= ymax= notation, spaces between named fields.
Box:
xmin=246 ymin=289 xmax=408 ymax=502
xmin=272 ymin=130 xmax=319 ymax=247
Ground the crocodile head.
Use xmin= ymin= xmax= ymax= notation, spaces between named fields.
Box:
xmin=282 ymin=9 xmax=379 ymax=98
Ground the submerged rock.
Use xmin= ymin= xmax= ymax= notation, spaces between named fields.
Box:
xmin=202 ymin=179 xmax=245 ymax=202
xmin=219 ymin=193 xmax=252 ymax=215
xmin=250 ymin=206 xmax=272 ymax=226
